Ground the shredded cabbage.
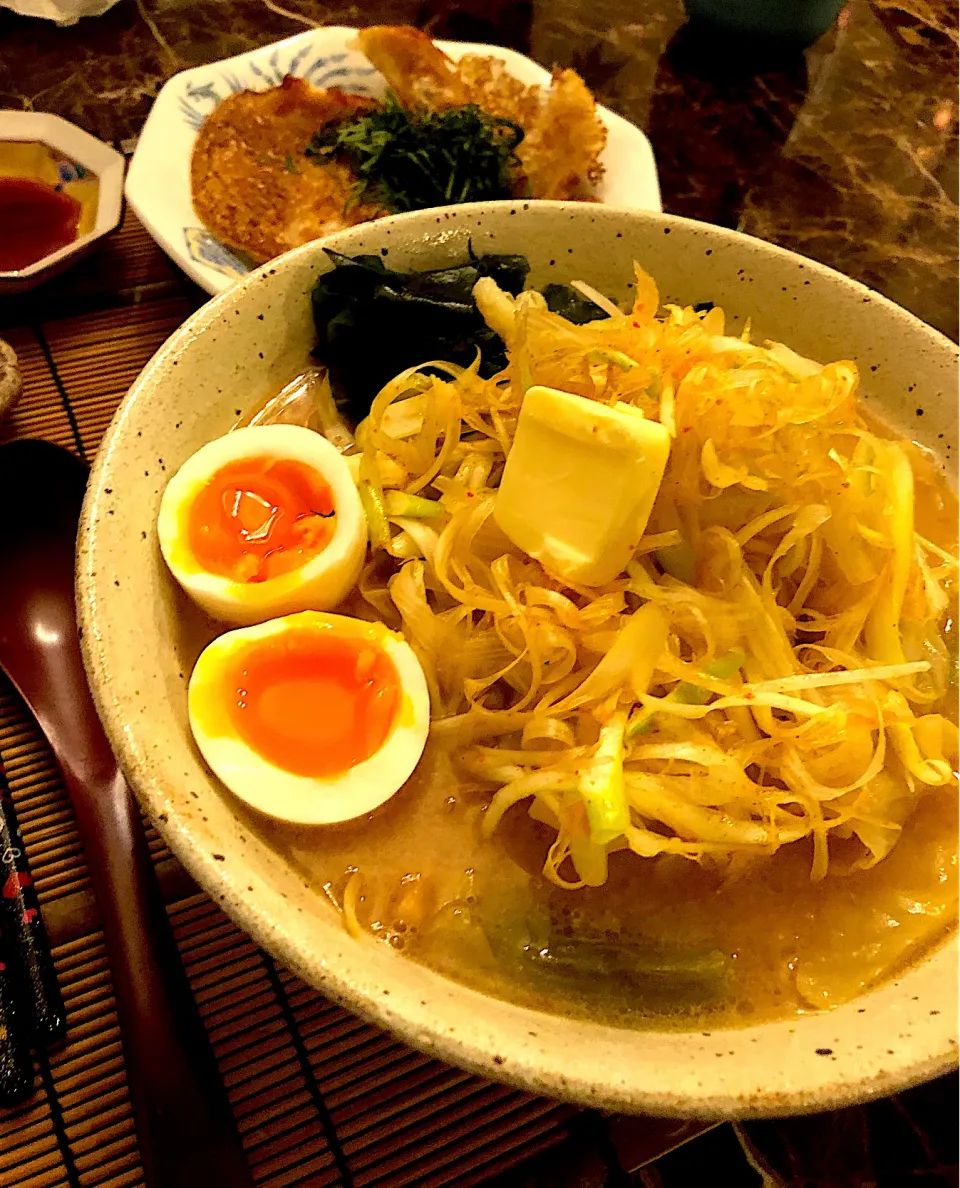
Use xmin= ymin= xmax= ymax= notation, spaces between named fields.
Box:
xmin=351 ymin=265 xmax=957 ymax=888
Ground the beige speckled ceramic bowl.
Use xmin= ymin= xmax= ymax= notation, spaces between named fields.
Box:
xmin=77 ymin=202 xmax=959 ymax=1118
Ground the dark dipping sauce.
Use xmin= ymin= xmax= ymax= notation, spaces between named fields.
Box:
xmin=0 ymin=177 xmax=82 ymax=271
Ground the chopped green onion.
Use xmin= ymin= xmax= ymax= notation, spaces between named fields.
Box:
xmin=626 ymin=710 xmax=656 ymax=739
xmin=579 ymin=710 xmax=629 ymax=845
xmin=630 ymin=649 xmax=746 ymax=731
xmin=587 ymin=348 xmax=637 ymax=371
xmin=358 ymin=479 xmax=390 ymax=549
xmin=704 ymin=648 xmax=747 ymax=680
xmin=384 ymin=490 xmax=445 ymax=519
xmin=657 ymin=537 xmax=696 ymax=584
xmin=675 ymin=648 xmax=746 ymax=704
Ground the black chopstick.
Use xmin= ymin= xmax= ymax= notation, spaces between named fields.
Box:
xmin=0 ymin=763 xmax=65 ymax=1106
xmin=0 ymin=932 xmax=34 ymax=1107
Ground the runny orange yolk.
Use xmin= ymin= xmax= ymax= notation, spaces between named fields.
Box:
xmin=226 ymin=628 xmax=401 ymax=777
xmin=188 ymin=457 xmax=336 ymax=583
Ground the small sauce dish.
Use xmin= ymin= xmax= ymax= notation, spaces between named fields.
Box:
xmin=0 ymin=111 xmax=124 ymax=293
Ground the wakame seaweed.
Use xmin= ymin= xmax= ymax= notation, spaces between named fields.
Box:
xmin=311 ymin=248 xmax=529 ymax=424
xmin=541 ymin=283 xmax=610 ymax=325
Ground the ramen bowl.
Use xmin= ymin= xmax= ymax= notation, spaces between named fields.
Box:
xmin=77 ymin=202 xmax=958 ymax=1118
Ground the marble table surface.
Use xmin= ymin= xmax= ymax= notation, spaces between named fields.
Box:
xmin=0 ymin=0 xmax=957 ymax=339
xmin=0 ymin=0 xmax=956 ymax=1183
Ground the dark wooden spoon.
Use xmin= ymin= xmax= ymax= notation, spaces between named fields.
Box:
xmin=0 ymin=439 xmax=252 ymax=1188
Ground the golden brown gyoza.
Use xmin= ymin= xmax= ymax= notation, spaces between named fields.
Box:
xmin=190 ymin=77 xmax=384 ymax=264
xmin=189 ymin=28 xmax=608 ymax=264
xmin=356 ymin=25 xmax=607 ymax=200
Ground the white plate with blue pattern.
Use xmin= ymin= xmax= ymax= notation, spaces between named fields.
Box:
xmin=126 ymin=27 xmax=662 ymax=296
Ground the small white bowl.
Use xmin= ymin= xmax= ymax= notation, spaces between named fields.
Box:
xmin=0 ymin=111 xmax=124 ymax=294
xmin=125 ymin=27 xmax=662 ymax=296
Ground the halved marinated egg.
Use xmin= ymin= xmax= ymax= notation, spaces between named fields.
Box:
xmin=188 ymin=611 xmax=430 ymax=825
xmin=158 ymin=424 xmax=366 ymax=625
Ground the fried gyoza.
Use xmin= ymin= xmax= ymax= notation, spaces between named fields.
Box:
xmin=355 ymin=26 xmax=606 ymax=199
xmin=190 ymin=77 xmax=385 ymax=264
xmin=189 ymin=29 xmax=607 ymax=265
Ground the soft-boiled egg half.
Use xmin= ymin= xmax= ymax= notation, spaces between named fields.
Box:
xmin=188 ymin=611 xmax=430 ymax=824
xmin=158 ymin=424 xmax=366 ymax=625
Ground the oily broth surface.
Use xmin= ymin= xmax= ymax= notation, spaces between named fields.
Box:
xmin=261 ymin=746 xmax=956 ymax=1029
xmin=219 ymin=387 xmax=957 ymax=1029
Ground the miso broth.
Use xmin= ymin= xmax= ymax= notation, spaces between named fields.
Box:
xmin=260 ymin=741 xmax=956 ymax=1028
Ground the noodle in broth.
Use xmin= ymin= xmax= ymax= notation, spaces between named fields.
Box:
xmin=243 ymin=264 xmax=958 ymax=1026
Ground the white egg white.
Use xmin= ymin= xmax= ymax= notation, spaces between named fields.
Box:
xmin=188 ymin=611 xmax=430 ymax=825
xmin=158 ymin=424 xmax=366 ymax=625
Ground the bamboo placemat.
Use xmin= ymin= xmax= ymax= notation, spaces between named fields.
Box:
xmin=2 ymin=209 xmax=957 ymax=1188
xmin=0 ymin=212 xmax=721 ymax=1187
xmin=0 ymin=211 xmax=574 ymax=1188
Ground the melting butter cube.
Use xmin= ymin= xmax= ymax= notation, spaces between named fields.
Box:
xmin=494 ymin=385 xmax=670 ymax=586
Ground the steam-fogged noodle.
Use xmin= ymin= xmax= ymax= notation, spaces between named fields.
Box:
xmin=247 ymin=263 xmax=957 ymax=1025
